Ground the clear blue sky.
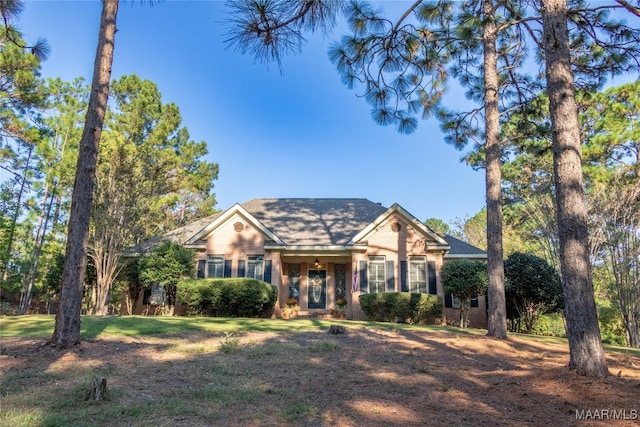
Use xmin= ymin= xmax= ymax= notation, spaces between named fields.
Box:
xmin=18 ymin=0 xmax=489 ymax=225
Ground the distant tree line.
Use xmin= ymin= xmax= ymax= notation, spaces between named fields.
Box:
xmin=0 ymin=8 xmax=219 ymax=319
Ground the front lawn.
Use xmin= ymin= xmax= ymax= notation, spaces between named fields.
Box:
xmin=1 ymin=316 xmax=638 ymax=426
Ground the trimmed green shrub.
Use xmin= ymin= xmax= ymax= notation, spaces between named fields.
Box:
xmin=359 ymin=292 xmax=442 ymax=324
xmin=505 ymin=252 xmax=563 ymax=334
xmin=177 ymin=278 xmax=277 ymax=318
xmin=413 ymin=294 xmax=444 ymax=324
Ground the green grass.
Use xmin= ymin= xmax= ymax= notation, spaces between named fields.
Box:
xmin=217 ymin=332 xmax=241 ymax=353
xmin=0 ymin=315 xmax=338 ymax=339
xmin=0 ymin=314 xmax=455 ymax=338
xmin=0 ymin=315 xmax=55 ymax=338
xmin=2 ymin=314 xmax=638 ymax=359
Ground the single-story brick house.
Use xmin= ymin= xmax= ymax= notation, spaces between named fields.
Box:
xmin=131 ymin=198 xmax=488 ymax=327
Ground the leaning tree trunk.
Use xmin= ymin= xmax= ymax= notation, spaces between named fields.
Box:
xmin=51 ymin=0 xmax=119 ymax=347
xmin=541 ymin=0 xmax=609 ymax=376
xmin=483 ymin=0 xmax=508 ymax=339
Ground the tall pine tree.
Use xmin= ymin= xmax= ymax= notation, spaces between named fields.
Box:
xmin=225 ymin=0 xmax=640 ymax=375
xmin=52 ymin=0 xmax=119 ymax=347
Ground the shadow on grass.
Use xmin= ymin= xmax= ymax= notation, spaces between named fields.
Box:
xmin=1 ymin=316 xmax=639 ymax=427
xmin=1 ymin=315 xmax=327 ymax=340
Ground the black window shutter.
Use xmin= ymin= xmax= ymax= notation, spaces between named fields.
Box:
xmin=359 ymin=260 xmax=368 ymax=294
xmin=143 ymin=288 xmax=151 ymax=304
xmin=264 ymin=260 xmax=272 ymax=283
xmin=471 ymin=297 xmax=479 ymax=307
xmin=224 ymin=260 xmax=232 ymax=278
xmin=386 ymin=260 xmax=395 ymax=292
xmin=428 ymin=261 xmax=437 ymax=295
xmin=400 ymin=261 xmax=408 ymax=292
xmin=197 ymin=260 xmax=206 ymax=279
xmin=238 ymin=260 xmax=246 ymax=277
xmin=444 ymin=293 xmax=453 ymax=308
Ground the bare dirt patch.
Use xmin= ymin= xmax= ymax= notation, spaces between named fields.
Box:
xmin=2 ymin=325 xmax=639 ymax=426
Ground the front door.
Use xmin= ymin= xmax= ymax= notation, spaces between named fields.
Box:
xmin=307 ymin=269 xmax=327 ymax=309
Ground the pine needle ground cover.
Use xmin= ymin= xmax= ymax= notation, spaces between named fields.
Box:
xmin=1 ymin=316 xmax=639 ymax=426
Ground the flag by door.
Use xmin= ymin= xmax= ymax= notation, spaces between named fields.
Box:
xmin=352 ymin=264 xmax=358 ymax=293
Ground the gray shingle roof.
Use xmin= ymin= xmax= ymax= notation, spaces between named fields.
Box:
xmin=129 ymin=198 xmax=485 ymax=257
xmin=442 ymin=234 xmax=487 ymax=258
xmin=126 ymin=213 xmax=222 ymax=255
xmin=241 ymin=198 xmax=388 ymax=246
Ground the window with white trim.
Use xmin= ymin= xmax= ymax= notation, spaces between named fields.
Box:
xmin=207 ymin=255 xmax=224 ymax=278
xmin=409 ymin=256 xmax=427 ymax=293
xmin=247 ymin=255 xmax=264 ymax=280
xmin=368 ymin=256 xmax=386 ymax=294
xmin=452 ymin=296 xmax=461 ymax=308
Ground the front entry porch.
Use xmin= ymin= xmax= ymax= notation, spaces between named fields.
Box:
xmin=280 ymin=257 xmax=351 ymax=315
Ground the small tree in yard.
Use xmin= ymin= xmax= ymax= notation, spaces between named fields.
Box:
xmin=138 ymin=241 xmax=195 ymax=316
xmin=441 ymin=260 xmax=488 ymax=328
xmin=505 ymin=252 xmax=564 ymax=334
xmin=116 ymin=257 xmax=143 ymax=315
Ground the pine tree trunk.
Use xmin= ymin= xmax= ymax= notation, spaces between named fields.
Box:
xmin=51 ymin=0 xmax=119 ymax=347
xmin=541 ymin=0 xmax=609 ymax=376
xmin=483 ymin=0 xmax=507 ymax=339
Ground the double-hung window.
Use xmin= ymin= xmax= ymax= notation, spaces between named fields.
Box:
xmin=409 ymin=256 xmax=427 ymax=293
xmin=247 ymin=256 xmax=264 ymax=280
xmin=207 ymin=255 xmax=224 ymax=278
xmin=368 ymin=256 xmax=386 ymax=294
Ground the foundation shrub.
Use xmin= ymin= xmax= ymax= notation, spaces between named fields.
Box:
xmin=413 ymin=294 xmax=444 ymax=324
xmin=177 ymin=279 xmax=277 ymax=317
xmin=359 ymin=292 xmax=442 ymax=324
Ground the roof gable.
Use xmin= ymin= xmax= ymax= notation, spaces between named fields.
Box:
xmin=349 ymin=203 xmax=449 ymax=248
xmin=185 ymin=203 xmax=284 ymax=246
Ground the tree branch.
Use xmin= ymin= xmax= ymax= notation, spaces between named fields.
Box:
xmin=614 ymin=0 xmax=640 ymax=18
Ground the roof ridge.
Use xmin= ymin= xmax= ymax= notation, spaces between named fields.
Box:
xmin=240 ymin=198 xmax=384 ymax=203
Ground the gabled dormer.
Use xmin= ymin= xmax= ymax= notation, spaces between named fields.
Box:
xmin=184 ymin=203 xmax=285 ymax=250
xmin=349 ymin=203 xmax=450 ymax=254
